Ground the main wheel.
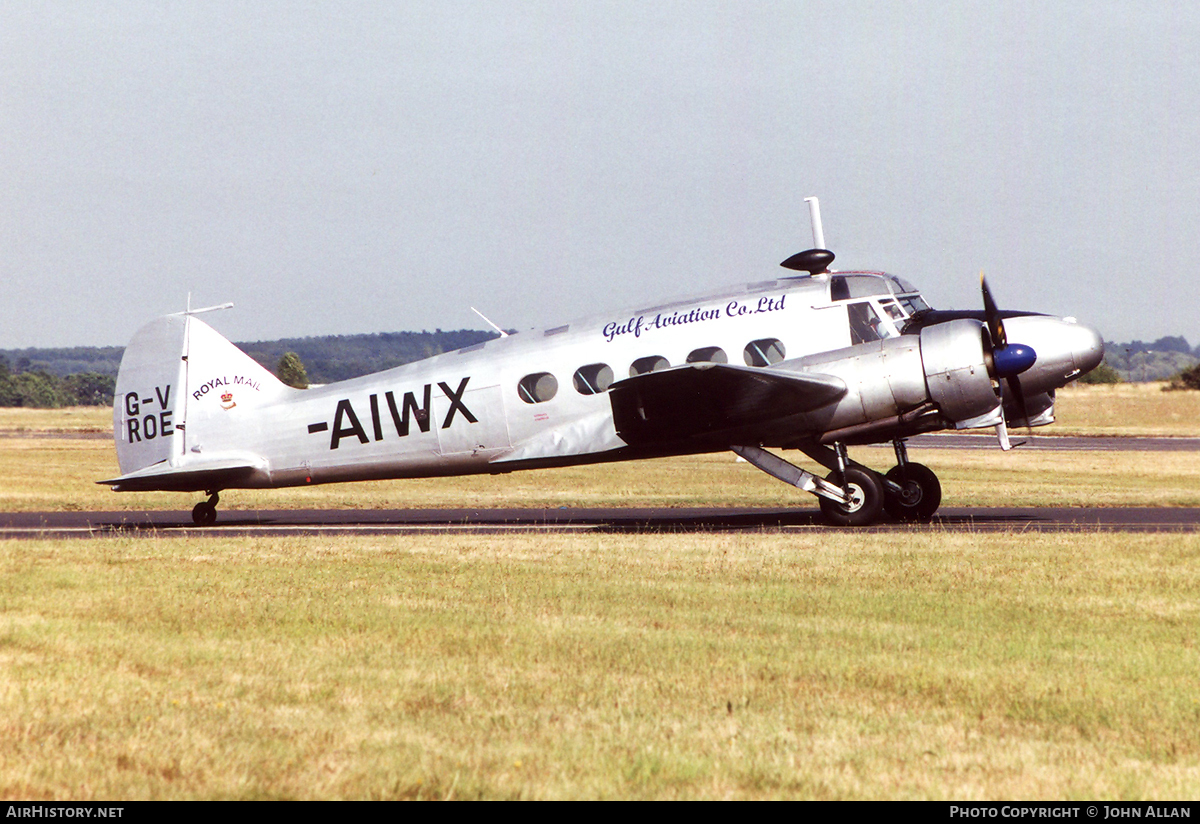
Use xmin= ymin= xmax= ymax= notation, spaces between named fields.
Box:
xmin=818 ymin=466 xmax=885 ymax=526
xmin=192 ymin=501 xmax=218 ymax=526
xmin=883 ymin=462 xmax=942 ymax=522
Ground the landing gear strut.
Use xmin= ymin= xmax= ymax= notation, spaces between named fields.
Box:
xmin=883 ymin=440 xmax=941 ymax=522
xmin=818 ymin=465 xmax=884 ymax=526
xmin=192 ymin=491 xmax=220 ymax=526
xmin=732 ymin=439 xmax=943 ymax=526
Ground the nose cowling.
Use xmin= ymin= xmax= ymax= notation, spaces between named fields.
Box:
xmin=1070 ymin=322 xmax=1105 ymax=375
xmin=1001 ymin=316 xmax=1104 ymax=395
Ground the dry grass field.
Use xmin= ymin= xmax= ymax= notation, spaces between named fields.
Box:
xmin=4 ymin=438 xmax=1200 ymax=513
xmin=1 ymin=385 xmax=1199 ymax=799
xmin=1053 ymin=383 xmax=1200 ymax=437
xmin=1 ymin=383 xmax=1199 ymax=513
xmin=3 ymin=531 xmax=1198 ymax=800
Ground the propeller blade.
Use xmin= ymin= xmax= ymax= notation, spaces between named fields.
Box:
xmin=1005 ymin=374 xmax=1029 ymax=429
xmin=980 ymin=272 xmax=1007 ymax=348
xmin=978 ymin=271 xmax=1035 ymax=441
xmin=994 ymin=417 xmax=1013 ymax=451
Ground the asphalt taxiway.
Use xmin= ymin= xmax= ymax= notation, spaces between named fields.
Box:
xmin=5 ymin=433 xmax=1197 ymax=539
xmin=4 ymin=505 xmax=1200 ymax=539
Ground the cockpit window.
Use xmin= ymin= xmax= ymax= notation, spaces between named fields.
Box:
xmin=878 ymin=299 xmax=905 ymax=322
xmin=831 ymin=274 xmax=892 ymax=301
xmin=848 ymin=302 xmax=881 ymax=344
xmin=886 ymin=275 xmax=919 ymax=295
xmin=833 ymin=272 xmax=931 ymax=322
xmin=848 ymin=302 xmax=892 ymax=344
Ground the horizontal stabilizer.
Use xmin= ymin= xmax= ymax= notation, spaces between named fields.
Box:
xmin=609 ymin=363 xmax=845 ymax=446
xmin=98 ymin=455 xmax=268 ymax=493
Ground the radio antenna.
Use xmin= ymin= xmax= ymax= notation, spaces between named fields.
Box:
xmin=471 ymin=307 xmax=509 ymax=338
xmin=804 ymin=196 xmax=826 ymax=249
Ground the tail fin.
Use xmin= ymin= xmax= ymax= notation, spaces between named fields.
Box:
xmin=111 ymin=313 xmax=291 ymax=479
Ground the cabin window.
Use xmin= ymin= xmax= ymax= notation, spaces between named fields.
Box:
xmin=686 ymin=346 xmax=727 ymax=364
xmin=629 ymin=356 xmax=669 ymax=376
xmin=573 ymin=363 xmax=614 ymax=395
xmin=743 ymin=338 xmax=786 ymax=367
xmin=518 ymin=372 xmax=558 ymax=404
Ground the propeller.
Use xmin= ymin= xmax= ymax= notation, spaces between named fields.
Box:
xmin=979 ymin=272 xmax=1037 ymax=449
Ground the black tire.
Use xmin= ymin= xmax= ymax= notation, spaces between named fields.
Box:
xmin=192 ymin=502 xmax=218 ymax=526
xmin=818 ymin=466 xmax=885 ymax=527
xmin=883 ymin=462 xmax=942 ymax=522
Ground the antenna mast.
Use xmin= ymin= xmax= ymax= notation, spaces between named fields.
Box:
xmin=804 ymin=196 xmax=826 ymax=249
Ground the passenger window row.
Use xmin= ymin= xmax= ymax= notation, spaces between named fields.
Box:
xmin=517 ymin=338 xmax=785 ymax=404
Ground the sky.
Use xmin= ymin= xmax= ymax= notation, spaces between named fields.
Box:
xmin=3 ymin=1 xmax=1198 ymax=349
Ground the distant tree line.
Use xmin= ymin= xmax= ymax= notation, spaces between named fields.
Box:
xmin=0 ymin=329 xmax=498 ymax=407
xmin=1099 ymin=336 xmax=1200 ymax=383
xmin=237 ymin=329 xmax=498 ymax=384
xmin=0 ymin=346 xmax=124 ymax=379
xmin=0 ymin=355 xmax=116 ymax=407
xmin=8 ymin=327 xmax=1200 ymax=406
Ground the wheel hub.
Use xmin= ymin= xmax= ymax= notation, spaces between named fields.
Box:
xmin=897 ymin=480 xmax=922 ymax=505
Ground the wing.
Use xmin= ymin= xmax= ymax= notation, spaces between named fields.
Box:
xmin=608 ymin=362 xmax=845 ymax=447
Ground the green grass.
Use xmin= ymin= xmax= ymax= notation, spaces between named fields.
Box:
xmin=5 ymin=384 xmax=1200 ymax=514
xmin=5 ymin=438 xmax=1200 ymax=513
xmin=2 ymin=532 xmax=1198 ymax=799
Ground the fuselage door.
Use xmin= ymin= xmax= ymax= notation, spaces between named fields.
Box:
xmin=434 ymin=382 xmax=512 ymax=456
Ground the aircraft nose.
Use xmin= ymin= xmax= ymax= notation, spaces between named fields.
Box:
xmin=1002 ymin=315 xmax=1105 ymax=392
xmin=1069 ymin=321 xmax=1105 ymax=376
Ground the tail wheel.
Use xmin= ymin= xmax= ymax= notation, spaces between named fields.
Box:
xmin=192 ymin=491 xmax=220 ymax=526
xmin=818 ymin=466 xmax=885 ymax=527
xmin=883 ymin=462 xmax=942 ymax=522
xmin=192 ymin=502 xmax=218 ymax=526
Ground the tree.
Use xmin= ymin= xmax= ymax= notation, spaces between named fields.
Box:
xmin=64 ymin=373 xmax=116 ymax=406
xmin=0 ymin=356 xmax=14 ymax=406
xmin=7 ymin=372 xmax=69 ymax=407
xmin=1077 ymin=362 xmax=1122 ymax=384
xmin=276 ymin=352 xmax=309 ymax=389
xmin=1165 ymin=363 xmax=1200 ymax=391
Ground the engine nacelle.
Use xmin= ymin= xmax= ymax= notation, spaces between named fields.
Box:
xmin=918 ymin=319 xmax=999 ymax=424
xmin=785 ymin=319 xmax=1008 ymax=443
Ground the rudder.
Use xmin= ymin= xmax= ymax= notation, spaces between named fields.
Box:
xmin=113 ymin=315 xmax=188 ymax=476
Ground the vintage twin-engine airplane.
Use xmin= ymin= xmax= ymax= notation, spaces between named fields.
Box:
xmin=102 ymin=200 xmax=1104 ymax=526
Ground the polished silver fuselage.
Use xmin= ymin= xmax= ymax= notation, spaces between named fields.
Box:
xmin=108 ymin=270 xmax=1103 ymax=492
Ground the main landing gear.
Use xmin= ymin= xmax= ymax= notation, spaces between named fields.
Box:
xmin=732 ymin=440 xmax=941 ymax=527
xmin=881 ymin=438 xmax=941 ymax=522
xmin=192 ymin=491 xmax=220 ymax=526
